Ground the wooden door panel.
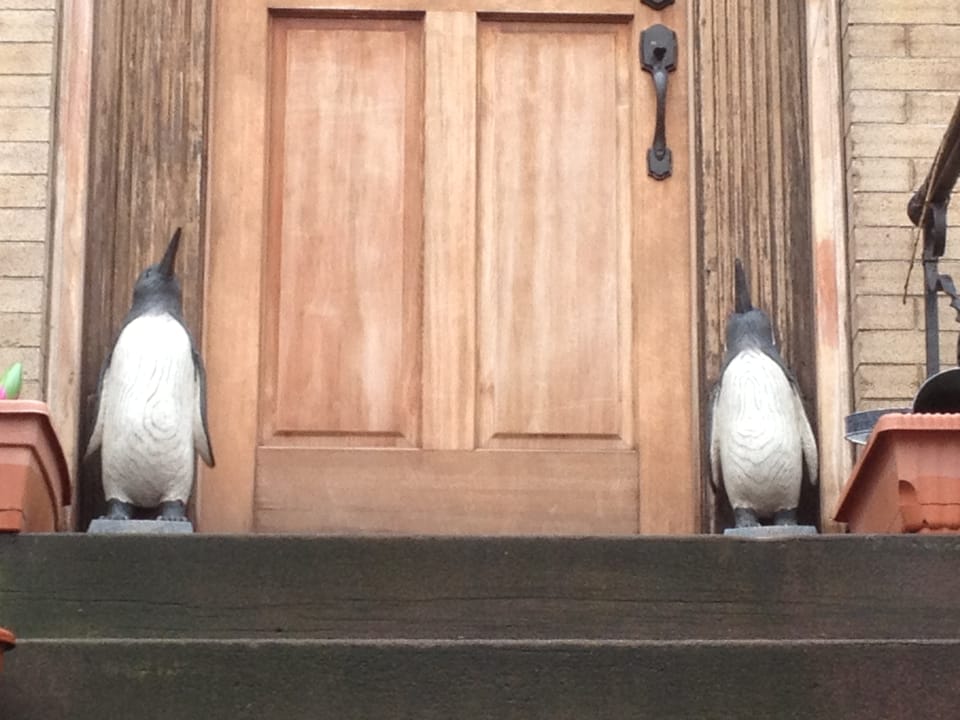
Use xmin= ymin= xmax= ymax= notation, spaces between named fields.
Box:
xmin=262 ymin=15 xmax=423 ymax=447
xmin=477 ymin=17 xmax=632 ymax=449
xmin=204 ymin=0 xmax=694 ymax=534
xmin=255 ymin=448 xmax=637 ymax=534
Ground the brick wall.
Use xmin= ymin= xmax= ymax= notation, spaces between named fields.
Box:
xmin=844 ymin=0 xmax=960 ymax=410
xmin=1 ymin=1 xmax=954 ymax=413
xmin=0 ymin=0 xmax=54 ymax=400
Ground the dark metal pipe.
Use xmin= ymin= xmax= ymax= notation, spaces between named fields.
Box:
xmin=909 ymin=97 xmax=960 ymax=226
xmin=907 ymin=96 xmax=960 ymax=378
xmin=924 ymin=258 xmax=941 ymax=377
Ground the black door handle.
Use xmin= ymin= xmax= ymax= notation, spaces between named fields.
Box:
xmin=640 ymin=24 xmax=677 ymax=180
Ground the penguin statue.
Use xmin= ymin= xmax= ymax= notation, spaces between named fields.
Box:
xmin=709 ymin=259 xmax=817 ymax=528
xmin=85 ymin=228 xmax=214 ymax=522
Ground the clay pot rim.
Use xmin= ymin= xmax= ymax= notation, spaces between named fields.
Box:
xmin=873 ymin=411 xmax=960 ymax=434
xmin=0 ymin=399 xmax=71 ymax=508
xmin=835 ymin=412 xmax=960 ymax=524
xmin=0 ymin=399 xmax=50 ymax=415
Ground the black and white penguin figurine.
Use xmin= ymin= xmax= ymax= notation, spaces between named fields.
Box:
xmin=85 ymin=228 xmax=214 ymax=522
xmin=709 ymin=259 xmax=817 ymax=528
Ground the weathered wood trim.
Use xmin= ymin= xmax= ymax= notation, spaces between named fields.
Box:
xmin=4 ymin=639 xmax=960 ymax=719
xmin=421 ymin=12 xmax=477 ymax=450
xmin=46 ymin=0 xmax=95 ymax=528
xmin=77 ymin=0 xmax=211 ymax=529
xmin=635 ymin=0 xmax=698 ymax=533
xmin=4 ymin=535 xmax=960 ymax=641
xmin=200 ymin=0 xmax=266 ymax=532
xmin=695 ymin=0 xmax=824 ymax=530
xmin=806 ymin=0 xmax=853 ymax=530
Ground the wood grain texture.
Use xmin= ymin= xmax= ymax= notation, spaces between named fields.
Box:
xmin=806 ymin=0 xmax=853 ymax=531
xmin=3 ymin=639 xmax=960 ymax=720
xmin=255 ymin=447 xmax=638 ymax=534
xmin=261 ymin=16 xmax=423 ymax=445
xmin=249 ymin=0 xmax=637 ymax=10
xmin=46 ymin=0 xmax=94 ymax=528
xmin=79 ymin=0 xmax=209 ymax=529
xmin=4 ymin=535 xmax=960 ymax=641
xmin=80 ymin=0 xmax=124 ymax=525
xmin=695 ymin=0 xmax=818 ymax=531
xmin=201 ymin=0 xmax=266 ymax=532
xmin=635 ymin=1 xmax=697 ymax=533
xmin=422 ymin=11 xmax=477 ymax=450
xmin=477 ymin=18 xmax=632 ymax=449
xmin=207 ymin=2 xmax=695 ymax=534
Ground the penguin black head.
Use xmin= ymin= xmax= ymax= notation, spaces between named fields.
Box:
xmin=131 ymin=228 xmax=184 ymax=315
xmin=725 ymin=258 xmax=777 ymax=356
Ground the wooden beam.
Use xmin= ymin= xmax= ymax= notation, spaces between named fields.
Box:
xmin=806 ymin=0 xmax=853 ymax=530
xmin=200 ymin=0 xmax=266 ymax=532
xmin=635 ymin=0 xmax=698 ymax=533
xmin=4 ymin=639 xmax=960 ymax=719
xmin=46 ymin=0 xmax=94 ymax=528
xmin=695 ymin=0 xmax=820 ymax=530
xmin=4 ymin=535 xmax=960 ymax=641
xmin=77 ymin=0 xmax=211 ymax=529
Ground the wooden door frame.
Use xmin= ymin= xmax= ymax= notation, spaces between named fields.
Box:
xmin=806 ymin=0 xmax=852 ymax=530
xmin=48 ymin=0 xmax=851 ymax=532
xmin=46 ymin=0 xmax=94 ymax=529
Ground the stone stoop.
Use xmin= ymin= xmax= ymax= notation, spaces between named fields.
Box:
xmin=1 ymin=535 xmax=960 ymax=718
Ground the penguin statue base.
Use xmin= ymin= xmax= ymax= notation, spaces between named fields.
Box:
xmin=102 ymin=498 xmax=189 ymax=522
xmin=87 ymin=518 xmax=194 ymax=534
xmin=723 ymin=525 xmax=818 ymax=539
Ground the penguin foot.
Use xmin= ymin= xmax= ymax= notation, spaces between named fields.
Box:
xmin=103 ymin=499 xmax=135 ymax=521
xmin=733 ymin=507 xmax=761 ymax=528
xmin=773 ymin=508 xmax=798 ymax=526
xmin=157 ymin=501 xmax=188 ymax=522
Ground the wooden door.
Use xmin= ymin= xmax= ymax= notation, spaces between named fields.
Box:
xmin=202 ymin=0 xmax=694 ymax=534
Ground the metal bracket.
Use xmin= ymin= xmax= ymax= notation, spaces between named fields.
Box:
xmin=921 ymin=202 xmax=960 ymax=373
xmin=640 ymin=24 xmax=677 ymax=180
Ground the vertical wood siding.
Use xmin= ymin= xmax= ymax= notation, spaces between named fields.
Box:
xmin=695 ymin=0 xmax=818 ymax=529
xmin=74 ymin=1 xmax=820 ymax=532
xmin=78 ymin=0 xmax=209 ymax=528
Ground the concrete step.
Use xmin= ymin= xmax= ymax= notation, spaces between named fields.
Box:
xmin=4 ymin=637 xmax=960 ymax=719
xmin=2 ymin=534 xmax=960 ymax=641
xmin=3 ymin=535 xmax=960 ymax=717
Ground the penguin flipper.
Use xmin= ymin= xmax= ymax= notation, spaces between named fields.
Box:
xmin=791 ymin=384 xmax=819 ymax=486
xmin=83 ymin=355 xmax=112 ymax=460
xmin=192 ymin=348 xmax=215 ymax=468
xmin=708 ymin=382 xmax=722 ymax=493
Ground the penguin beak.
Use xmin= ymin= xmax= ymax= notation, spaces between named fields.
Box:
xmin=734 ymin=258 xmax=753 ymax=314
xmin=159 ymin=227 xmax=182 ymax=278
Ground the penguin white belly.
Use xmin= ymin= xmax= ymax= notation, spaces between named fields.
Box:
xmin=100 ymin=315 xmax=196 ymax=507
xmin=715 ymin=350 xmax=803 ymax=516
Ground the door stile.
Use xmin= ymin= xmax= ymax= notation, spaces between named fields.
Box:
xmin=422 ymin=11 xmax=479 ymax=451
xmin=633 ymin=1 xmax=697 ymax=533
xmin=201 ymin=0 xmax=272 ymax=532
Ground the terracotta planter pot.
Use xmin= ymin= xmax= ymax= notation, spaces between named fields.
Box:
xmin=0 ymin=627 xmax=14 ymax=673
xmin=835 ymin=413 xmax=960 ymax=533
xmin=0 ymin=400 xmax=70 ymax=532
